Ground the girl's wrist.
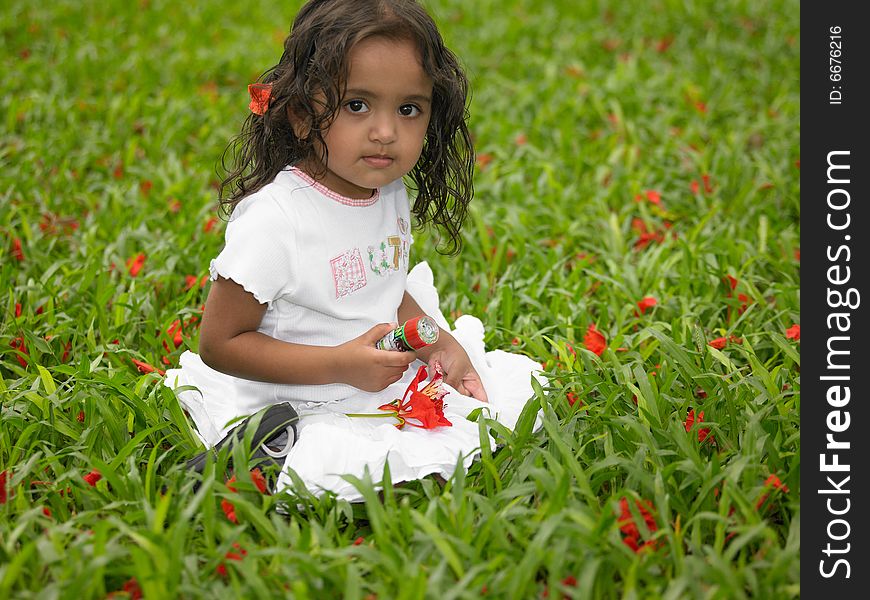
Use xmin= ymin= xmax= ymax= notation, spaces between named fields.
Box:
xmin=416 ymin=326 xmax=454 ymax=361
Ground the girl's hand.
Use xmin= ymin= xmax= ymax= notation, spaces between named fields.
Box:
xmin=335 ymin=323 xmax=418 ymax=392
xmin=426 ymin=340 xmax=489 ymax=403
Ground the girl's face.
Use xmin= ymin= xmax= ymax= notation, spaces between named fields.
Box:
xmin=302 ymin=36 xmax=433 ymax=199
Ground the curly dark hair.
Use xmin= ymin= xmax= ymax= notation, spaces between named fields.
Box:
xmin=219 ymin=0 xmax=474 ymax=254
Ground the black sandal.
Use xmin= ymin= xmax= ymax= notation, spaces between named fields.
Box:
xmin=186 ymin=403 xmax=299 ymax=491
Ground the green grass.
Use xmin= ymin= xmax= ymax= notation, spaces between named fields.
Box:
xmin=1 ymin=0 xmax=799 ymax=597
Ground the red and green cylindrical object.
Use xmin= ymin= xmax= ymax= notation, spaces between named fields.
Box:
xmin=376 ymin=315 xmax=439 ymax=352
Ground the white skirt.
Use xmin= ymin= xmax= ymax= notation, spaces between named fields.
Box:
xmin=164 ymin=262 xmax=543 ymax=502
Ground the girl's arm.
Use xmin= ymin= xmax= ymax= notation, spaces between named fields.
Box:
xmin=397 ymin=291 xmax=489 ymax=402
xmin=199 ymin=277 xmax=417 ymax=392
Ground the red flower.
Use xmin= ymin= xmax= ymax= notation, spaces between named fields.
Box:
xmin=636 ymin=296 xmax=657 ymax=315
xmin=378 ymin=365 xmax=452 ymax=429
xmin=755 ymin=473 xmax=790 ymax=510
xmin=221 ymin=475 xmax=240 ymax=523
xmin=215 ymin=543 xmax=248 ymax=576
xmin=702 ymin=174 xmax=713 ymax=193
xmin=708 ymin=337 xmax=727 ymax=350
xmin=248 ymin=83 xmax=272 ymax=115
xmin=139 ymin=180 xmax=153 ymax=196
xmin=164 ymin=319 xmax=184 ymax=352
xmin=249 ymin=468 xmax=268 ymax=494
xmin=0 ymin=470 xmax=10 ymax=504
xmin=353 ymin=536 xmax=365 ymax=546
xmin=122 ymin=578 xmax=143 ymax=600
xmin=709 ymin=335 xmax=742 ymax=350
xmin=83 ymin=469 xmax=102 ymax=487
xmin=10 ymin=237 xmax=24 ymax=261
xmin=617 ymin=497 xmax=659 ymax=552
xmin=631 ymin=218 xmax=668 ymax=249
xmin=221 ymin=498 xmax=238 ymax=524
xmin=76 ymin=410 xmax=85 ymax=423
xmin=566 ymin=391 xmax=580 ymax=407
xmin=184 ymin=274 xmax=208 ymax=291
xmin=9 ymin=336 xmax=29 ymax=368
xmin=126 ymin=253 xmax=146 ymax=277
xmin=131 ymin=358 xmax=165 ymax=376
xmin=785 ymin=324 xmax=800 ymax=340
xmin=634 ymin=190 xmax=662 ymax=206
xmin=655 ymin=35 xmax=674 ymax=53
xmin=542 ymin=575 xmax=578 ymax=599
xmin=737 ymin=293 xmax=750 ymax=314
xmin=476 ymin=153 xmax=493 ymax=169
xmin=203 ymin=216 xmax=218 ymax=233
xmin=14 ymin=303 xmax=22 ymax=318
xmin=583 ymin=324 xmax=607 ymax=356
xmin=684 ymin=408 xmax=714 ymax=444
xmin=226 ymin=542 xmax=247 ymax=561
xmin=42 ymin=506 xmax=52 ymax=518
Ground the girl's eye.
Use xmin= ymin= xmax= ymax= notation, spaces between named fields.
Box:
xmin=345 ymin=100 xmax=369 ymax=113
xmin=399 ymin=104 xmax=421 ymax=117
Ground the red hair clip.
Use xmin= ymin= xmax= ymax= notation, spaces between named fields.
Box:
xmin=248 ymin=83 xmax=273 ymax=116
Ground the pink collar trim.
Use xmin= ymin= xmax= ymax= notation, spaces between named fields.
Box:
xmin=289 ymin=167 xmax=380 ymax=207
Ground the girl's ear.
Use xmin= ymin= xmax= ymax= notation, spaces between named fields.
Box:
xmin=287 ymin=105 xmax=311 ymax=140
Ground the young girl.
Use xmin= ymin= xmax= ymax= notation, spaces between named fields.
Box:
xmin=166 ymin=0 xmax=541 ymax=501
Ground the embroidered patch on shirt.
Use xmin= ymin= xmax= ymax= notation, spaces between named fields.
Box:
xmin=331 ymin=248 xmax=367 ymax=298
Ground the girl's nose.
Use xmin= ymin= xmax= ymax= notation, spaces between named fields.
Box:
xmin=369 ymin=114 xmax=397 ymax=144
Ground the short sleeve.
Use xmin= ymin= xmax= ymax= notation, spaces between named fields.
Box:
xmin=209 ymin=191 xmax=296 ymax=306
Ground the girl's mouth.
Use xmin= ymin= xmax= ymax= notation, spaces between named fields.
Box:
xmin=362 ymin=155 xmax=394 ymax=168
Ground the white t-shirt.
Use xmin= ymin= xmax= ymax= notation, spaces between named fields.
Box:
xmin=208 ymin=166 xmax=413 ymax=405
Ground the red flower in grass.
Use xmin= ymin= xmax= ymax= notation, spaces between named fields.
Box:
xmin=708 ymin=335 xmax=742 ymax=350
xmin=476 ymin=153 xmax=493 ymax=170
xmin=542 ymin=575 xmax=578 ymax=599
xmin=14 ymin=303 xmax=22 ymax=318
xmin=353 ymin=536 xmax=365 ymax=546
xmin=9 ymin=336 xmax=29 ymax=368
xmin=722 ymin=275 xmax=751 ymax=314
xmin=0 ymin=470 xmax=10 ymax=504
xmin=76 ymin=410 xmax=85 ymax=422
xmin=83 ymin=469 xmax=102 ymax=487
xmin=163 ymin=320 xmax=185 ymax=354
xmin=10 ymin=237 xmax=25 ymax=261
xmin=617 ymin=497 xmax=659 ymax=552
xmin=785 ymin=324 xmax=800 ymax=341
xmin=221 ymin=470 xmax=269 ymax=523
xmin=583 ymin=324 xmax=607 ymax=356
xmin=184 ymin=274 xmax=208 ymax=291
xmin=131 ymin=358 xmax=166 ymax=376
xmin=631 ymin=218 xmax=672 ymax=249
xmin=221 ymin=498 xmax=238 ymax=524
xmin=634 ymin=190 xmax=662 ymax=206
xmin=203 ymin=216 xmax=219 ymax=234
xmin=107 ymin=577 xmax=143 ymax=600
xmin=755 ymin=474 xmax=790 ymax=510
xmin=566 ymin=391 xmax=581 ymax=407
xmin=684 ymin=408 xmax=714 ymax=444
xmin=216 ymin=542 xmax=248 ymax=577
xmin=126 ymin=253 xmax=146 ymax=277
xmin=122 ymin=578 xmax=143 ymax=600
xmin=378 ymin=365 xmax=452 ymax=429
xmin=635 ymin=296 xmax=657 ymax=316
xmin=249 ymin=468 xmax=268 ymax=494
